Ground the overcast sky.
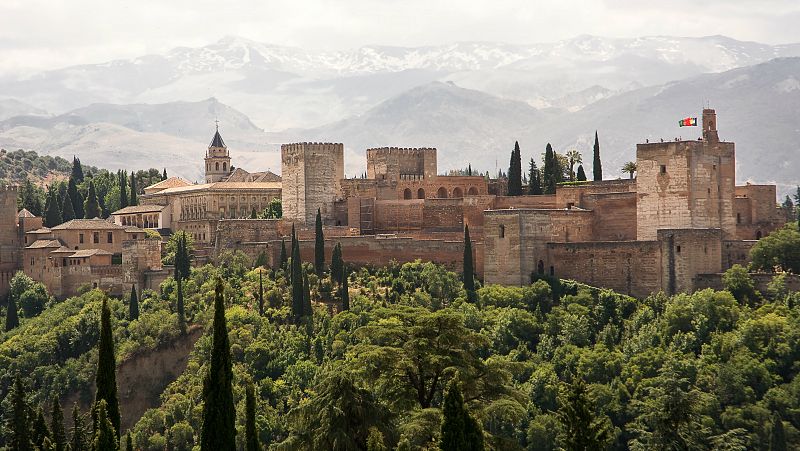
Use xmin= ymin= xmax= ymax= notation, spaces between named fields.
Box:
xmin=1 ymin=0 xmax=799 ymax=75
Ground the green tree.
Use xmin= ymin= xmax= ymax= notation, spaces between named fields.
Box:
xmin=340 ymin=266 xmax=350 ymax=311
xmin=770 ymin=414 xmax=787 ymax=451
xmin=622 ymin=161 xmax=637 ymax=179
xmin=32 ymin=405 xmax=50 ymax=450
xmin=367 ymin=427 xmax=388 ymax=451
xmin=750 ymin=224 xmax=800 ymax=273
xmin=70 ymin=404 xmax=86 ymax=451
xmin=543 ymin=143 xmax=558 ymax=194
xmin=5 ymin=287 xmax=19 ymax=331
xmin=556 ymin=376 xmax=610 ymax=451
xmin=92 ymin=400 xmax=117 ymax=451
xmin=68 ymin=177 xmax=85 ymax=219
xmin=303 ymin=270 xmax=312 ymax=317
xmin=44 ymin=186 xmax=62 ymax=227
xmin=61 ymin=187 xmax=76 ymax=221
xmin=162 ymin=168 xmax=168 ymax=181
xmin=508 ymin=141 xmax=522 ymax=196
xmin=129 ymin=284 xmax=139 ymax=321
xmin=200 ymin=279 xmax=236 ymax=451
xmin=280 ymin=238 xmax=288 ymax=270
xmin=440 ymin=376 xmax=484 ymax=451
xmin=118 ymin=170 xmax=128 ymax=209
xmin=331 ymin=242 xmax=343 ymax=284
xmin=463 ymin=225 xmax=476 ymax=301
xmin=257 ymin=268 xmax=265 ymax=316
xmin=528 ymin=158 xmax=542 ymax=195
xmin=126 ymin=432 xmax=133 ymax=451
xmin=84 ymin=181 xmax=100 ymax=219
xmin=10 ymin=376 xmax=33 ymax=451
xmin=245 ymin=382 xmax=260 ymax=451
xmin=71 ymin=156 xmax=84 ymax=183
xmin=176 ymin=275 xmax=186 ymax=335
xmin=291 ymin=239 xmax=305 ymax=321
xmin=51 ymin=397 xmax=67 ymax=451
xmin=593 ymin=131 xmax=602 ymax=181
xmin=576 ymin=165 xmax=587 ymax=181
xmin=722 ymin=264 xmax=759 ymax=305
xmin=95 ymin=296 xmax=120 ymax=437
xmin=315 ymin=208 xmax=325 ymax=274
xmin=129 ymin=172 xmax=137 ymax=206
xmin=565 ymin=149 xmax=582 ymax=181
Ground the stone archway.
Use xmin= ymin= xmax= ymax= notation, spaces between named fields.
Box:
xmin=467 ymin=187 xmax=478 ymax=196
xmin=403 ymin=188 xmax=412 ymax=199
xmin=452 ymin=187 xmax=463 ymax=198
xmin=437 ymin=187 xmax=448 ymax=198
xmin=417 ymin=188 xmax=426 ymax=199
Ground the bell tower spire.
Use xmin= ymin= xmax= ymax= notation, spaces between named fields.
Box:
xmin=204 ymin=122 xmax=231 ymax=183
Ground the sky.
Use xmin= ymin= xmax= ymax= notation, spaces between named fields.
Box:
xmin=1 ymin=0 xmax=800 ymax=75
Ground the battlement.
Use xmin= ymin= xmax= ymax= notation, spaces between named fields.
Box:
xmin=366 ymin=147 xmax=436 ymax=156
xmin=281 ymin=142 xmax=344 ymax=153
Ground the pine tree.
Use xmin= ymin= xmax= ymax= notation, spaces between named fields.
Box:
xmin=576 ymin=165 xmax=587 ymax=181
xmin=51 ymin=397 xmax=67 ymax=451
xmin=528 ymin=158 xmax=542 ymax=195
xmin=592 ymin=131 xmax=602 ymax=181
xmin=162 ymin=168 xmax=168 ymax=181
xmin=440 ymin=376 xmax=484 ymax=451
xmin=119 ymin=170 xmax=128 ymax=209
xmin=330 ymin=242 xmax=343 ymax=285
xmin=314 ymin=208 xmax=325 ymax=274
xmin=32 ymin=405 xmax=51 ymax=450
xmin=95 ymin=297 xmax=120 ymax=437
xmin=68 ymin=177 xmax=85 ymax=220
xmin=291 ymin=239 xmax=304 ymax=321
xmin=340 ymin=266 xmax=350 ymax=311
xmin=200 ymin=279 xmax=236 ymax=451
xmin=280 ymin=238 xmax=288 ymax=270
xmin=462 ymin=225 xmax=476 ymax=301
xmin=84 ymin=181 xmax=101 ymax=219
xmin=10 ymin=376 xmax=33 ymax=451
xmin=245 ymin=382 xmax=260 ymax=451
xmin=176 ymin=275 xmax=186 ymax=335
xmin=129 ymin=285 xmax=139 ymax=321
xmin=71 ymin=403 xmax=86 ymax=451
xmin=770 ymin=414 xmax=787 ymax=451
xmin=45 ymin=187 xmax=63 ymax=227
xmin=129 ymin=173 xmax=137 ymax=206
xmin=507 ymin=141 xmax=523 ymax=196
xmin=92 ymin=400 xmax=117 ymax=451
xmin=71 ymin=157 xmax=84 ymax=183
xmin=5 ymin=289 xmax=19 ymax=331
xmin=557 ymin=376 xmax=610 ymax=451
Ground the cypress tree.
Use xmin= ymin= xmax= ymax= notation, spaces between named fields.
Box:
xmin=576 ymin=165 xmax=587 ymax=181
xmin=92 ymin=400 xmax=117 ymax=451
xmin=440 ymin=375 xmax=484 ymax=451
xmin=129 ymin=285 xmax=139 ymax=321
xmin=5 ymin=290 xmax=19 ymax=331
xmin=258 ymin=269 xmax=264 ymax=316
xmin=528 ymin=158 xmax=542 ymax=195
xmin=592 ymin=131 xmax=602 ymax=181
xmin=45 ymin=187 xmax=63 ymax=227
xmin=162 ymin=168 xmax=168 ymax=181
xmin=71 ymin=157 xmax=84 ymax=183
xmin=176 ymin=275 xmax=186 ymax=335
xmin=129 ymin=173 xmax=137 ymax=206
xmin=51 ymin=397 xmax=67 ymax=451
xmin=543 ymin=144 xmax=557 ymax=194
xmin=61 ymin=188 xmax=76 ymax=222
xmin=126 ymin=431 xmax=133 ymax=451
xmin=302 ymin=270 xmax=312 ymax=317
xmin=340 ymin=266 xmax=350 ymax=311
xmin=84 ymin=181 xmax=100 ymax=219
xmin=32 ymin=405 xmax=50 ymax=450
xmin=200 ymin=279 xmax=236 ymax=451
xmin=279 ymin=239 xmax=288 ymax=270
xmin=314 ymin=208 xmax=325 ymax=274
xmin=119 ymin=170 xmax=128 ymax=209
xmin=71 ymin=403 xmax=86 ymax=451
xmin=245 ymin=382 xmax=260 ymax=451
xmin=10 ymin=375 xmax=33 ymax=451
xmin=467 ymin=164 xmax=472 ymax=176
xmin=556 ymin=376 xmax=609 ymax=450
xmin=291 ymin=240 xmax=304 ymax=321
xmin=508 ymin=141 xmax=522 ymax=196
xmin=95 ymin=297 xmax=120 ymax=437
xmin=770 ymin=414 xmax=787 ymax=451
xmin=330 ymin=242 xmax=343 ymax=285
xmin=463 ymin=225 xmax=476 ymax=301
xmin=68 ymin=177 xmax=84 ymax=220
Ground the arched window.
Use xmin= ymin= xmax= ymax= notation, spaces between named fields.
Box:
xmin=467 ymin=187 xmax=478 ymax=196
xmin=499 ymin=224 xmax=505 ymax=238
xmin=223 ymin=162 xmax=227 ymax=171
xmin=215 ymin=162 xmax=219 ymax=171
xmin=756 ymin=230 xmax=762 ymax=239
xmin=437 ymin=187 xmax=448 ymax=198
xmin=453 ymin=187 xmax=463 ymax=198
xmin=403 ymin=188 xmax=412 ymax=200
xmin=537 ymin=260 xmax=544 ymax=274
xmin=417 ymin=188 xmax=425 ymax=199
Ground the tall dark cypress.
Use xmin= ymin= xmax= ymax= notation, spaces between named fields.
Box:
xmin=129 ymin=173 xmax=137 ymax=206
xmin=70 ymin=403 xmax=86 ymax=451
xmin=176 ymin=275 xmax=186 ymax=335
xmin=330 ymin=243 xmax=343 ymax=285
xmin=440 ymin=376 xmax=484 ymax=451
xmin=5 ymin=289 xmax=19 ymax=331
xmin=770 ymin=414 xmax=787 ymax=451
xmin=118 ymin=170 xmax=128 ymax=209
xmin=245 ymin=382 xmax=260 ymax=451
xmin=129 ymin=285 xmax=139 ymax=321
xmin=291 ymin=240 xmax=304 ymax=321
xmin=68 ymin=178 xmax=84 ymax=219
xmin=51 ymin=397 xmax=67 ymax=451
xmin=556 ymin=376 xmax=609 ymax=450
xmin=126 ymin=432 xmax=133 ymax=451
xmin=61 ymin=188 xmax=76 ymax=222
xmin=463 ymin=226 xmax=476 ymax=301
xmin=92 ymin=400 xmax=117 ymax=451
xmin=32 ymin=405 xmax=50 ymax=450
xmin=592 ymin=131 xmax=602 ymax=181
xmin=528 ymin=158 xmax=542 ymax=195
xmin=71 ymin=157 xmax=84 ymax=184
xmin=508 ymin=141 xmax=522 ymax=196
xmin=314 ymin=208 xmax=325 ymax=274
xmin=279 ymin=239 xmax=288 ymax=270
xmin=576 ymin=165 xmax=587 ymax=182
xmin=45 ymin=187 xmax=62 ymax=227
xmin=95 ymin=297 xmax=120 ymax=437
xmin=200 ymin=279 xmax=236 ymax=451
xmin=84 ymin=181 xmax=101 ymax=219
xmin=10 ymin=376 xmax=33 ymax=451
xmin=162 ymin=168 xmax=168 ymax=181
xmin=543 ymin=144 xmax=557 ymax=194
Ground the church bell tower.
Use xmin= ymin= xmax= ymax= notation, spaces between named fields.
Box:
xmin=204 ymin=123 xmax=231 ymax=183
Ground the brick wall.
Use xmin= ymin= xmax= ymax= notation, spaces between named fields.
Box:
xmin=658 ymin=228 xmax=723 ymax=295
xmin=723 ymin=240 xmax=756 ymax=269
xmin=373 ymin=200 xmax=424 ymax=232
xmin=422 ymin=199 xmax=463 ymax=231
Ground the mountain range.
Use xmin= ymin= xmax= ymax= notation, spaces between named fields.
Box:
xmin=0 ymin=35 xmax=797 ymax=193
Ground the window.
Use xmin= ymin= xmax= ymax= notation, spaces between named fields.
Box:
xmin=403 ymin=188 xmax=412 ymax=199
xmin=417 ymin=188 xmax=425 ymax=199
xmin=499 ymin=224 xmax=505 ymax=238
xmin=737 ymin=213 xmax=741 ymax=224
xmin=93 ymin=232 xmax=99 ymax=244
xmin=215 ymin=162 xmax=219 ymax=171
xmin=79 ymin=233 xmax=84 ymax=244
xmin=30 ymin=257 xmax=34 ymax=266
xmin=676 ymin=245 xmax=681 ymax=253
xmin=660 ymin=165 xmax=667 ymax=174
xmin=107 ymin=232 xmax=113 ymax=243
xmin=549 ymin=266 xmax=554 ymax=276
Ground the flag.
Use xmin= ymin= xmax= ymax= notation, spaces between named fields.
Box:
xmin=679 ymin=117 xmax=697 ymax=127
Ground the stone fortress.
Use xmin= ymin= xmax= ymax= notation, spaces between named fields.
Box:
xmin=0 ymin=108 xmax=788 ymax=300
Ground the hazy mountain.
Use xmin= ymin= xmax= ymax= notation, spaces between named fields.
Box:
xmin=3 ymin=35 xmax=799 ymax=130
xmin=0 ymin=99 xmax=47 ymax=121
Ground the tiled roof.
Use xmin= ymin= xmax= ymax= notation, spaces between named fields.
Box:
xmin=209 ymin=130 xmax=226 ymax=148
xmin=143 ymin=177 xmax=191 ymax=191
xmin=17 ymin=208 xmax=35 ymax=218
xmin=25 ymin=239 xmax=62 ymax=249
xmin=112 ymin=204 xmax=166 ymax=215
xmin=29 ymin=227 xmax=52 ymax=234
xmin=70 ymin=249 xmax=112 ymax=257
xmin=51 ymin=219 xmax=124 ymax=231
xmin=153 ymin=181 xmax=281 ymax=195
xmin=50 ymin=246 xmax=76 ymax=254
xmin=124 ymin=227 xmax=147 ymax=233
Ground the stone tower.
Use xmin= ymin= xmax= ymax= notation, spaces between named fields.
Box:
xmin=204 ymin=125 xmax=231 ymax=183
xmin=0 ymin=185 xmax=20 ymax=297
xmin=281 ymin=143 xmax=345 ymax=226
xmin=636 ymin=108 xmax=736 ymax=240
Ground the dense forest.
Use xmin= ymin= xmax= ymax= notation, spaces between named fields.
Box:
xmin=1 ymin=221 xmax=799 ymax=450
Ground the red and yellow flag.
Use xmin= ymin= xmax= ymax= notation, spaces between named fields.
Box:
xmin=679 ymin=117 xmax=697 ymax=127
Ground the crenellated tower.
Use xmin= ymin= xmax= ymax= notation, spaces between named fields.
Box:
xmin=204 ymin=124 xmax=232 ymax=183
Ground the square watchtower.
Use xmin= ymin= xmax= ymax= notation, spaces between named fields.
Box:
xmin=281 ymin=142 xmax=345 ymax=225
